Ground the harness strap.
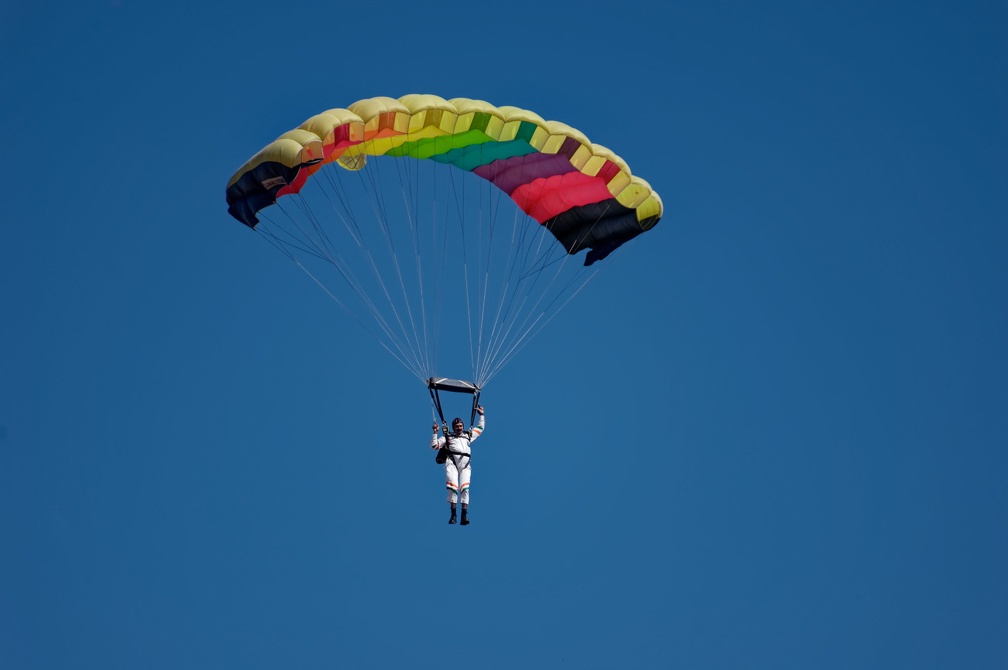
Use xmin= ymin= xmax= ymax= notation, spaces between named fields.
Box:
xmin=447 ymin=451 xmax=471 ymax=467
xmin=445 ymin=433 xmax=472 ymax=461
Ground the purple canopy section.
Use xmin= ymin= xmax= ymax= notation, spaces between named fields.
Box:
xmin=473 ymin=153 xmax=578 ymax=195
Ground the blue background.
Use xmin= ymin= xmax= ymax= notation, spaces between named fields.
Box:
xmin=1 ymin=1 xmax=1005 ymax=668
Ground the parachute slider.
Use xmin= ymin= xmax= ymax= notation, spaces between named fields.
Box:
xmin=426 ymin=377 xmax=480 ymax=394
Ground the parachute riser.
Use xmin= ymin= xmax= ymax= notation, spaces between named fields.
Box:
xmin=427 ymin=377 xmax=481 ymax=429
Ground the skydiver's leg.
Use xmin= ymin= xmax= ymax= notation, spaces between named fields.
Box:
xmin=446 ymin=460 xmax=462 ymax=524
xmin=459 ymin=465 xmax=471 ymax=506
xmin=445 ymin=460 xmax=459 ymax=505
xmin=459 ymin=464 xmax=471 ymax=525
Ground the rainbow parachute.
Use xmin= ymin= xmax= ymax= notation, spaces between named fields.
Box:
xmin=226 ymin=94 xmax=661 ymax=265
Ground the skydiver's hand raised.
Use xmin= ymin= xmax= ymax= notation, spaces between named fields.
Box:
xmin=476 ymin=405 xmax=484 ymax=415
xmin=432 ymin=422 xmax=439 ymax=433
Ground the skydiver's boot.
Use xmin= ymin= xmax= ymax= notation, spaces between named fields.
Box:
xmin=448 ymin=505 xmax=457 ymax=524
xmin=460 ymin=507 xmax=469 ymax=526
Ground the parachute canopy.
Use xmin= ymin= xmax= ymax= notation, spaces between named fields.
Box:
xmin=226 ymin=94 xmax=662 ymax=266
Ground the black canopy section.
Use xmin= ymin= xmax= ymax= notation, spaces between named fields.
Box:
xmin=427 ymin=377 xmax=481 ymax=428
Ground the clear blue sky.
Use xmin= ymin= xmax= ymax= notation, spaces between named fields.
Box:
xmin=2 ymin=1 xmax=1006 ymax=668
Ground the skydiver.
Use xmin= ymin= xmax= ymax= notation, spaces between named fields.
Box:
xmin=431 ymin=405 xmax=485 ymax=525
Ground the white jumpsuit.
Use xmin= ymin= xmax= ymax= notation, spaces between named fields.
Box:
xmin=431 ymin=413 xmax=485 ymax=504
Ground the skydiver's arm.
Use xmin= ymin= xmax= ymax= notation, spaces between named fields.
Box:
xmin=469 ymin=410 xmax=485 ymax=441
xmin=431 ymin=423 xmax=444 ymax=449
